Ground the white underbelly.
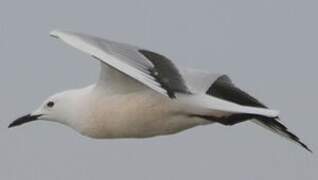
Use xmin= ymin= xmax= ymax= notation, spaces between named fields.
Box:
xmin=80 ymin=91 xmax=211 ymax=139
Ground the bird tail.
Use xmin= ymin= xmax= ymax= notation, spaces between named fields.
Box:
xmin=251 ymin=116 xmax=312 ymax=153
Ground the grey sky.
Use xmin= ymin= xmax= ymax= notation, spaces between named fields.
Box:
xmin=0 ymin=0 xmax=317 ymax=179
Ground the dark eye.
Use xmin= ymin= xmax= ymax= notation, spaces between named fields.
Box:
xmin=47 ymin=101 xmax=55 ymax=108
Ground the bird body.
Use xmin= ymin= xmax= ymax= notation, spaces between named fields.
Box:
xmin=10 ymin=30 xmax=311 ymax=152
xmin=48 ymin=81 xmax=214 ymax=139
xmin=77 ymin=87 xmax=209 ymax=138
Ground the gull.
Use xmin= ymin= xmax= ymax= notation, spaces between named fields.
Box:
xmin=9 ymin=30 xmax=311 ymax=152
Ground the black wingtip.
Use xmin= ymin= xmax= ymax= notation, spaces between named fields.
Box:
xmin=297 ymin=141 xmax=313 ymax=154
xmin=8 ymin=123 xmax=16 ymax=128
xmin=250 ymin=116 xmax=313 ymax=154
xmin=50 ymin=34 xmax=59 ymax=39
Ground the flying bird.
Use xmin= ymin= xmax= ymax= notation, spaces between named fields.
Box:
xmin=9 ymin=30 xmax=311 ymax=152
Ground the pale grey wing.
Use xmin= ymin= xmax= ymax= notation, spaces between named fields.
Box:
xmin=50 ymin=30 xmax=190 ymax=98
xmin=179 ymin=69 xmax=269 ymax=111
xmin=176 ymin=69 xmax=280 ymax=117
xmin=178 ymin=67 xmax=280 ymax=118
xmin=180 ymin=68 xmax=224 ymax=94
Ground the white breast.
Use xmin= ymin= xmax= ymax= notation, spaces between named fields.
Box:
xmin=78 ymin=89 xmax=210 ymax=139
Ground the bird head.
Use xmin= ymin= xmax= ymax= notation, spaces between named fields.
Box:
xmin=9 ymin=90 xmax=79 ymax=128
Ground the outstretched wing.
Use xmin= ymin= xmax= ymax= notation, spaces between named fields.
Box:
xmin=50 ymin=30 xmax=279 ymax=117
xmin=50 ymin=30 xmax=190 ymax=98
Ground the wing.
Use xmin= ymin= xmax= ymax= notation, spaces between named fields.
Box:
xmin=180 ymin=68 xmax=224 ymax=94
xmin=50 ymin=30 xmax=279 ymax=117
xmin=50 ymin=30 xmax=190 ymax=98
xmin=177 ymin=69 xmax=279 ymax=117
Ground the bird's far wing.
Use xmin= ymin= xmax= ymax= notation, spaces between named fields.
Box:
xmin=180 ymin=68 xmax=224 ymax=94
xmin=50 ymin=30 xmax=190 ymax=98
xmin=178 ymin=71 xmax=279 ymax=117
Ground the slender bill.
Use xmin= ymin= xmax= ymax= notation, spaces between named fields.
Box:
xmin=9 ymin=114 xmax=42 ymax=128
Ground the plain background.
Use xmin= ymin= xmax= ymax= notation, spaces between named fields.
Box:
xmin=0 ymin=0 xmax=317 ymax=179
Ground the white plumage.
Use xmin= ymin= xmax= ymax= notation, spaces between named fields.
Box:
xmin=10 ymin=30 xmax=311 ymax=152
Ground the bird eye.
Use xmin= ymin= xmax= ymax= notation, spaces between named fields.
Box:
xmin=47 ymin=101 xmax=55 ymax=108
